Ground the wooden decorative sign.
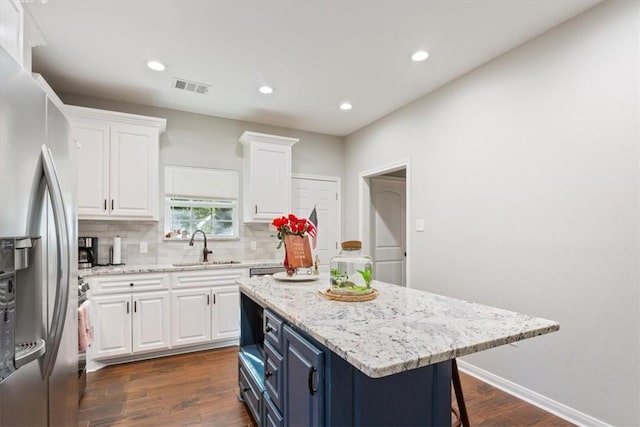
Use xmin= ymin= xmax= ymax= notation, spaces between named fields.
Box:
xmin=284 ymin=234 xmax=313 ymax=268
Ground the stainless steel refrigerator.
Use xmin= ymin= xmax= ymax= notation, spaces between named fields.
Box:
xmin=0 ymin=46 xmax=78 ymax=426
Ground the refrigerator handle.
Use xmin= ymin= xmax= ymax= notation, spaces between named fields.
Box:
xmin=38 ymin=145 xmax=71 ymax=380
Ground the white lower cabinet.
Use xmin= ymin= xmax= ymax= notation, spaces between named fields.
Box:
xmin=132 ymin=292 xmax=171 ymax=353
xmin=212 ymin=286 xmax=241 ymax=341
xmin=88 ymin=268 xmax=245 ymax=367
xmin=92 ymin=294 xmax=132 ymax=358
xmin=171 ymin=288 xmax=211 ymax=347
xmin=171 ymin=285 xmax=240 ymax=347
xmin=93 ymin=291 xmax=170 ymax=359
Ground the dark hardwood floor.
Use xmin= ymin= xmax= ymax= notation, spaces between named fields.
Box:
xmin=79 ymin=347 xmax=573 ymax=426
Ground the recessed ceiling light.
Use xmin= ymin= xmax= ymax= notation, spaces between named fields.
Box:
xmin=339 ymin=102 xmax=353 ymax=111
xmin=259 ymin=86 xmax=274 ymax=94
xmin=146 ymin=60 xmax=166 ymax=71
xmin=411 ymin=50 xmax=429 ymax=62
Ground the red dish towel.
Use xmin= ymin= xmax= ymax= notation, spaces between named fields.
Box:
xmin=78 ymin=301 xmax=94 ymax=352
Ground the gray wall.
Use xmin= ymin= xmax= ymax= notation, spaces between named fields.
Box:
xmin=61 ymin=92 xmax=344 ymax=265
xmin=344 ymin=1 xmax=638 ymax=425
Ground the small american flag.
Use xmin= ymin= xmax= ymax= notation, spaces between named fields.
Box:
xmin=307 ymin=205 xmax=318 ymax=249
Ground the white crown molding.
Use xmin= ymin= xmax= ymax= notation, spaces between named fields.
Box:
xmin=456 ymin=360 xmax=612 ymax=427
xmin=23 ymin=7 xmax=46 ymax=48
xmin=63 ymin=105 xmax=167 ymax=133
xmin=239 ymin=131 xmax=299 ymax=147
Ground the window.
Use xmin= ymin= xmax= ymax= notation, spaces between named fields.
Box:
xmin=165 ymin=197 xmax=238 ymax=239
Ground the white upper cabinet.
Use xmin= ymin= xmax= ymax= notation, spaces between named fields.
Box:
xmin=0 ymin=0 xmax=23 ymax=66
xmin=240 ymin=131 xmax=298 ymax=223
xmin=66 ymin=106 xmax=166 ymax=221
xmin=74 ymin=122 xmax=110 ymax=216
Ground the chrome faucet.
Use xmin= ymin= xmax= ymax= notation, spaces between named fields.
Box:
xmin=189 ymin=229 xmax=212 ymax=262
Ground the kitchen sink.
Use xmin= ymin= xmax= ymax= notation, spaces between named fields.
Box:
xmin=173 ymin=260 xmax=242 ymax=267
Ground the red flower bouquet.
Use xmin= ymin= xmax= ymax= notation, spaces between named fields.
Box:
xmin=272 ymin=214 xmax=313 ymax=275
xmin=272 ymin=214 xmax=311 ymax=249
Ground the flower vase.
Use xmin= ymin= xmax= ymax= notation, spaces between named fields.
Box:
xmin=283 ymin=250 xmax=296 ymax=276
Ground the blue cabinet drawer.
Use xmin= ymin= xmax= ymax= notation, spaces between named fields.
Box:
xmin=263 ymin=309 xmax=283 ymax=351
xmin=239 ymin=355 xmax=262 ymax=424
xmin=263 ymin=340 xmax=284 ymax=412
xmin=263 ymin=392 xmax=284 ymax=427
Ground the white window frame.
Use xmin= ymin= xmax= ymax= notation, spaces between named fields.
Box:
xmin=164 ymin=197 xmax=239 ymax=240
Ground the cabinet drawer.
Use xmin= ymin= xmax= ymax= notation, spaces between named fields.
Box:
xmin=264 ymin=309 xmax=283 ymax=351
xmin=263 ymin=340 xmax=283 ymax=412
xmin=263 ymin=392 xmax=284 ymax=427
xmin=172 ymin=269 xmax=245 ymax=288
xmin=90 ymin=273 xmax=168 ymax=294
xmin=239 ymin=355 xmax=262 ymax=424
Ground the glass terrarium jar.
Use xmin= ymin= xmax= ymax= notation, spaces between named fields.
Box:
xmin=330 ymin=241 xmax=373 ymax=295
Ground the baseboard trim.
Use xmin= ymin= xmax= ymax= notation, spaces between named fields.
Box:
xmin=87 ymin=339 xmax=239 ymax=372
xmin=456 ymin=360 xmax=611 ymax=427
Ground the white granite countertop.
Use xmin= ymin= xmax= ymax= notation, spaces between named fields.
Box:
xmin=79 ymin=259 xmax=282 ymax=277
xmin=239 ymin=276 xmax=559 ymax=378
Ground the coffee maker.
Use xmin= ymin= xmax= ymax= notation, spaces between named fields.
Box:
xmin=78 ymin=237 xmax=98 ymax=269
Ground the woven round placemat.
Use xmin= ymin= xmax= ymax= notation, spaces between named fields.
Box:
xmin=318 ymin=288 xmax=379 ymax=302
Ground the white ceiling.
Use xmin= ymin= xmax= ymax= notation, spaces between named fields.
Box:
xmin=26 ymin=1 xmax=599 ymax=137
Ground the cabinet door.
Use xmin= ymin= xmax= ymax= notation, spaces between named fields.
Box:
xmin=132 ymin=291 xmax=170 ymax=353
xmin=211 ymin=285 xmax=240 ymax=341
xmin=248 ymin=141 xmax=291 ymax=221
xmin=171 ymin=289 xmax=211 ymax=347
xmin=283 ymin=325 xmax=324 ymax=427
xmin=109 ymin=123 xmax=159 ymax=219
xmin=74 ymin=121 xmax=110 ymax=218
xmin=92 ymin=294 xmax=131 ymax=359
xmin=0 ymin=0 xmax=23 ymax=65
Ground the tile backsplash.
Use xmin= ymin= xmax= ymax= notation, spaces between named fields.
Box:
xmin=78 ymin=220 xmax=282 ymax=266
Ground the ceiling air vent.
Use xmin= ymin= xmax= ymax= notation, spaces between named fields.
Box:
xmin=173 ymin=78 xmax=210 ymax=95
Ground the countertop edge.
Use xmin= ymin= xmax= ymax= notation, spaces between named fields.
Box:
xmin=80 ymin=260 xmax=283 ymax=277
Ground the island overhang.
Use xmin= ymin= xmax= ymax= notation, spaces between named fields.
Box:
xmin=238 ymin=275 xmax=559 ymax=378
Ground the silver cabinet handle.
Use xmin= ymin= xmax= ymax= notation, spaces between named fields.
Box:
xmin=127 ymin=301 xmax=130 ymax=313
xmin=29 ymin=145 xmax=71 ymax=380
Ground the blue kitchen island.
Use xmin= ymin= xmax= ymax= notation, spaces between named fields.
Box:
xmin=237 ymin=275 xmax=559 ymax=426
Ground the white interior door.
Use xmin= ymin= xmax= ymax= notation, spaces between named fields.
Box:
xmin=370 ymin=177 xmax=406 ymax=286
xmin=292 ymin=176 xmax=339 ymax=270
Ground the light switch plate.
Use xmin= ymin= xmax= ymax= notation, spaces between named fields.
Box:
xmin=139 ymin=241 xmax=148 ymax=254
xmin=416 ymin=219 xmax=425 ymax=232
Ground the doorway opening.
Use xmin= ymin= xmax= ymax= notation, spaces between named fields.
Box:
xmin=358 ymin=159 xmax=410 ymax=287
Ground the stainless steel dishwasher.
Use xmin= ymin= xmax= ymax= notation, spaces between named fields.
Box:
xmin=248 ymin=266 xmax=285 ymax=277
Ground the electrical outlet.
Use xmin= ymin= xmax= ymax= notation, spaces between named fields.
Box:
xmin=250 ymin=241 xmax=257 ymax=250
xmin=139 ymin=241 xmax=148 ymax=254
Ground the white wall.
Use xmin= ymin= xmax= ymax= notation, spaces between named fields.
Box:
xmin=61 ymin=92 xmax=344 ymax=265
xmin=344 ymin=2 xmax=639 ymax=425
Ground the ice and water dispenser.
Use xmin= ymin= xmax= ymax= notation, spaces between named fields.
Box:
xmin=0 ymin=238 xmax=45 ymax=382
